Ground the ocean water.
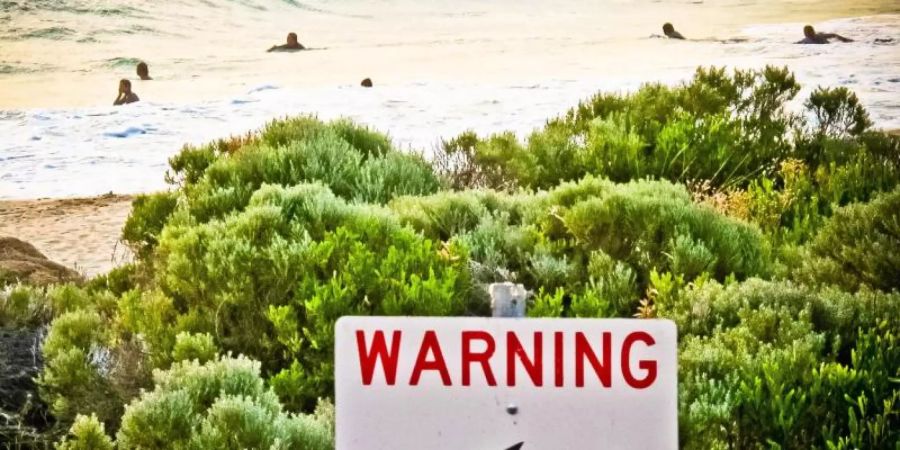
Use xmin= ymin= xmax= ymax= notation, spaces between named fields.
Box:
xmin=1 ymin=0 xmax=898 ymax=199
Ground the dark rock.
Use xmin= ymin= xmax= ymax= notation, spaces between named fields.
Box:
xmin=0 ymin=328 xmax=43 ymax=412
xmin=360 ymin=78 xmax=373 ymax=88
xmin=0 ymin=326 xmax=55 ymax=447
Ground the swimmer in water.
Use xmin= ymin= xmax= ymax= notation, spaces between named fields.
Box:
xmin=268 ymin=32 xmax=306 ymax=52
xmin=796 ymin=25 xmax=853 ymax=44
xmin=662 ymin=23 xmax=685 ymax=40
xmin=113 ymin=79 xmax=139 ymax=106
xmin=136 ymin=61 xmax=151 ymax=80
xmin=361 ymin=78 xmax=373 ymax=87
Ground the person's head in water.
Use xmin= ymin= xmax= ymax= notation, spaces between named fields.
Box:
xmin=361 ymin=78 xmax=373 ymax=88
xmin=114 ymin=79 xmax=140 ymax=105
xmin=796 ymin=24 xmax=853 ymax=44
xmin=136 ymin=62 xmax=151 ymax=80
xmin=803 ymin=25 xmax=816 ymax=39
xmin=268 ymin=32 xmax=305 ymax=51
xmin=662 ymin=22 xmax=685 ymax=39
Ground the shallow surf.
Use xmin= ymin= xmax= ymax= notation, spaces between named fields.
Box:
xmin=1 ymin=0 xmax=897 ymax=198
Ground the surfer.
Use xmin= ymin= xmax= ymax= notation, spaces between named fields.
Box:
xmin=136 ymin=62 xmax=151 ymax=80
xmin=796 ymin=25 xmax=853 ymax=44
xmin=662 ymin=23 xmax=685 ymax=40
xmin=113 ymin=79 xmax=139 ymax=106
xmin=268 ymin=32 xmax=306 ymax=52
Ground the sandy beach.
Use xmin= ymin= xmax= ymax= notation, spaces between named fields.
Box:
xmin=0 ymin=194 xmax=133 ymax=277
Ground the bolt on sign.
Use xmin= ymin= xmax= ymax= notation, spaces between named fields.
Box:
xmin=335 ymin=317 xmax=677 ymax=449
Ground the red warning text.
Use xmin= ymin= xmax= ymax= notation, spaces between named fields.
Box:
xmin=354 ymin=329 xmax=658 ymax=389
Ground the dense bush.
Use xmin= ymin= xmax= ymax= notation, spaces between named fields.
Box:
xmin=805 ymin=86 xmax=872 ymax=138
xmin=654 ymin=278 xmax=900 ymax=449
xmin=38 ymin=309 xmax=122 ymax=426
xmin=390 ymin=176 xmax=768 ymax=312
xmin=19 ymin=284 xmax=152 ymax=436
xmin=0 ymin=283 xmax=122 ymax=330
xmin=797 ymin=186 xmax=900 ymax=292
xmin=83 ymin=263 xmax=142 ymax=297
xmin=123 ymin=117 xmax=441 ymax=258
xmin=437 ymin=67 xmax=800 ymax=189
xmin=436 ymin=67 xmax=900 ymax=250
xmin=22 ymin=69 xmax=900 ymax=449
xmin=105 ymin=113 xmax=763 ymax=429
xmin=122 ymin=192 xmax=178 ymax=259
xmin=559 ymin=179 xmax=767 ymax=281
xmin=144 ymin=183 xmax=474 ymax=410
xmin=54 ymin=356 xmax=334 ymax=450
xmin=56 ymin=414 xmax=114 ymax=450
xmin=171 ymin=332 xmax=218 ymax=364
xmin=438 ymin=67 xmax=896 ymax=193
xmin=0 ymin=284 xmax=52 ymax=328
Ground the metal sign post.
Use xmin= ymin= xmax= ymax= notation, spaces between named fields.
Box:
xmin=489 ymin=282 xmax=528 ymax=318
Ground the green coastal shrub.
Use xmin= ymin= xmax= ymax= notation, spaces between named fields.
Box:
xmin=352 ymin=151 xmax=443 ymax=204
xmin=181 ymin=119 xmax=438 ymax=218
xmin=388 ymin=176 xmax=766 ymax=315
xmin=37 ymin=76 xmax=897 ymax=449
xmin=653 ymin=279 xmax=900 ymax=449
xmin=166 ymin=117 xmax=387 ymax=186
xmin=326 ymin=118 xmax=393 ymax=158
xmin=34 ymin=285 xmax=154 ymax=433
xmin=58 ymin=356 xmax=335 ymax=450
xmin=526 ymin=252 xmax=637 ymax=318
xmin=116 ymin=357 xmax=334 ymax=449
xmin=433 ymin=130 xmax=505 ymax=190
xmin=83 ymin=263 xmax=141 ymax=297
xmin=48 ymin=284 xmax=118 ymax=317
xmin=798 ymin=186 xmax=900 ymax=292
xmin=435 ymin=67 xmax=899 ymax=252
xmin=579 ymin=250 xmax=637 ymax=316
xmin=122 ymin=191 xmax=179 ymax=259
xmin=805 ymin=86 xmax=872 ymax=138
xmin=0 ymin=284 xmax=51 ymax=327
xmin=172 ymin=332 xmax=218 ymax=364
xmin=117 ymin=289 xmax=179 ymax=368
xmin=693 ymin=141 xmax=900 ymax=249
xmin=3 ymin=284 xmax=148 ymax=445
xmin=122 ymin=117 xmax=441 ymax=257
xmin=580 ymin=115 xmax=645 ymax=183
xmin=561 ymin=179 xmax=768 ymax=281
xmin=143 ymin=183 xmax=473 ymax=410
xmin=39 ymin=310 xmax=122 ymax=426
xmin=56 ymin=414 xmax=115 ymax=450
xmin=0 ymin=282 xmax=113 ymax=327
xmin=453 ymin=212 xmax=535 ymax=283
xmin=390 ymin=191 xmax=492 ymax=241
xmin=438 ymin=66 xmax=803 ymax=190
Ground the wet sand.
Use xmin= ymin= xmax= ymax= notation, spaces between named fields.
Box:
xmin=0 ymin=194 xmax=133 ymax=277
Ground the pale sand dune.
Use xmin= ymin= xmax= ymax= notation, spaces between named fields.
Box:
xmin=0 ymin=194 xmax=134 ymax=277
